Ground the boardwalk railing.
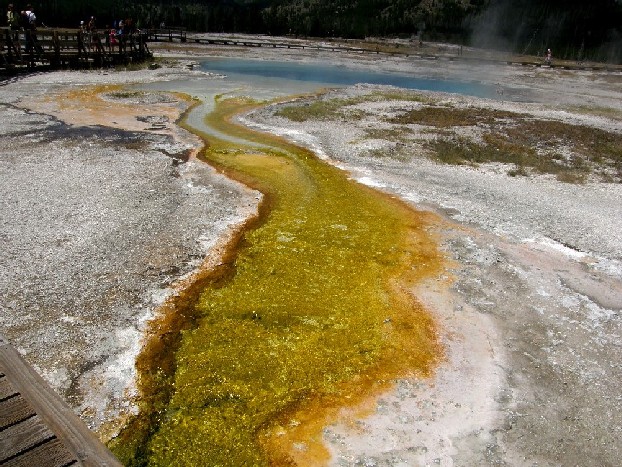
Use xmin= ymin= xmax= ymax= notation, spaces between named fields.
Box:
xmin=0 ymin=334 xmax=122 ymax=466
xmin=147 ymin=31 xmax=622 ymax=72
xmin=1 ymin=26 xmax=151 ymax=71
xmin=146 ymin=27 xmax=187 ymax=43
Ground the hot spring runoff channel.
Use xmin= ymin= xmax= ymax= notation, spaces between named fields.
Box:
xmin=117 ymin=58 xmax=461 ymax=464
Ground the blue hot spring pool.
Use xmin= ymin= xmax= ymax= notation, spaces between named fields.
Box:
xmin=200 ymin=57 xmax=509 ymax=100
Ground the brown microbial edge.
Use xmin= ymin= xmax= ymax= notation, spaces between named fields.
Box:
xmin=198 ymin=98 xmax=448 ymax=464
xmin=54 ymin=88 xmax=449 ymax=465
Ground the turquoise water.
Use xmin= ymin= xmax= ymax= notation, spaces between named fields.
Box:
xmin=200 ymin=57 xmax=505 ymax=99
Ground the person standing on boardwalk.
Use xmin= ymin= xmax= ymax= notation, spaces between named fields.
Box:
xmin=5 ymin=3 xmax=21 ymax=59
xmin=22 ymin=4 xmax=42 ymax=60
xmin=6 ymin=3 xmax=19 ymax=29
xmin=23 ymin=4 xmax=36 ymax=29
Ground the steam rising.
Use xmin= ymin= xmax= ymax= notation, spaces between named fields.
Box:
xmin=468 ymin=0 xmax=622 ymax=63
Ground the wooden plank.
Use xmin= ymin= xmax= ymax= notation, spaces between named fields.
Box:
xmin=2 ymin=437 xmax=77 ymax=467
xmin=0 ymin=335 xmax=121 ymax=466
xmin=0 ymin=375 xmax=18 ymax=399
xmin=0 ymin=395 xmax=36 ymax=430
xmin=0 ymin=414 xmax=55 ymax=461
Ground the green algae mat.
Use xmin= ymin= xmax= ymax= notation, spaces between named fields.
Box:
xmin=111 ymin=95 xmax=444 ymax=466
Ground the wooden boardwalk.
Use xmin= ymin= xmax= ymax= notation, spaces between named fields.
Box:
xmin=0 ymin=334 xmax=121 ymax=466
xmin=1 ymin=27 xmax=150 ymax=72
xmin=147 ymin=28 xmax=187 ymax=43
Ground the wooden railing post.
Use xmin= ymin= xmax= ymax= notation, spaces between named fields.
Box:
xmin=52 ymin=30 xmax=60 ymax=67
xmin=77 ymin=29 xmax=85 ymax=58
xmin=139 ymin=33 xmax=144 ymax=57
xmin=3 ymin=28 xmax=12 ymax=64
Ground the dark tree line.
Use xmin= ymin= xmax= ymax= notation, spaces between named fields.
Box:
xmin=258 ymin=0 xmax=486 ymax=39
xmin=10 ymin=0 xmax=622 ymax=62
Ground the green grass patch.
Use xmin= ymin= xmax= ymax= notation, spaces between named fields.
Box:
xmin=426 ymin=133 xmax=595 ymax=181
xmin=275 ymin=91 xmax=428 ymax=123
xmin=368 ymin=98 xmax=621 ymax=182
xmin=555 ymin=170 xmax=588 ymax=184
xmin=503 ymin=119 xmax=622 ymax=178
xmin=567 ymin=105 xmax=622 ymax=120
xmin=426 ymin=136 xmax=529 ymax=166
xmin=274 ymin=98 xmax=351 ymax=122
xmin=106 ymin=90 xmax=146 ymax=99
xmin=418 ymin=108 xmax=622 ymax=183
xmin=388 ymin=106 xmax=520 ymax=127
xmin=365 ymin=146 xmax=412 ymax=162
xmin=367 ymin=90 xmax=429 ymax=103
xmin=364 ymin=127 xmax=410 ymax=141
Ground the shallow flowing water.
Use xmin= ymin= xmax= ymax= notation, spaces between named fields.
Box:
xmin=113 ymin=64 xmax=449 ymax=465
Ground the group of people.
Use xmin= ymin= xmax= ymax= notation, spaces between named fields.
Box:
xmin=5 ymin=3 xmax=146 ymax=59
xmin=6 ymin=3 xmax=37 ymax=31
xmin=79 ymin=15 xmax=142 ymax=55
xmin=5 ymin=3 xmax=41 ymax=58
xmin=109 ymin=18 xmax=140 ymax=54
